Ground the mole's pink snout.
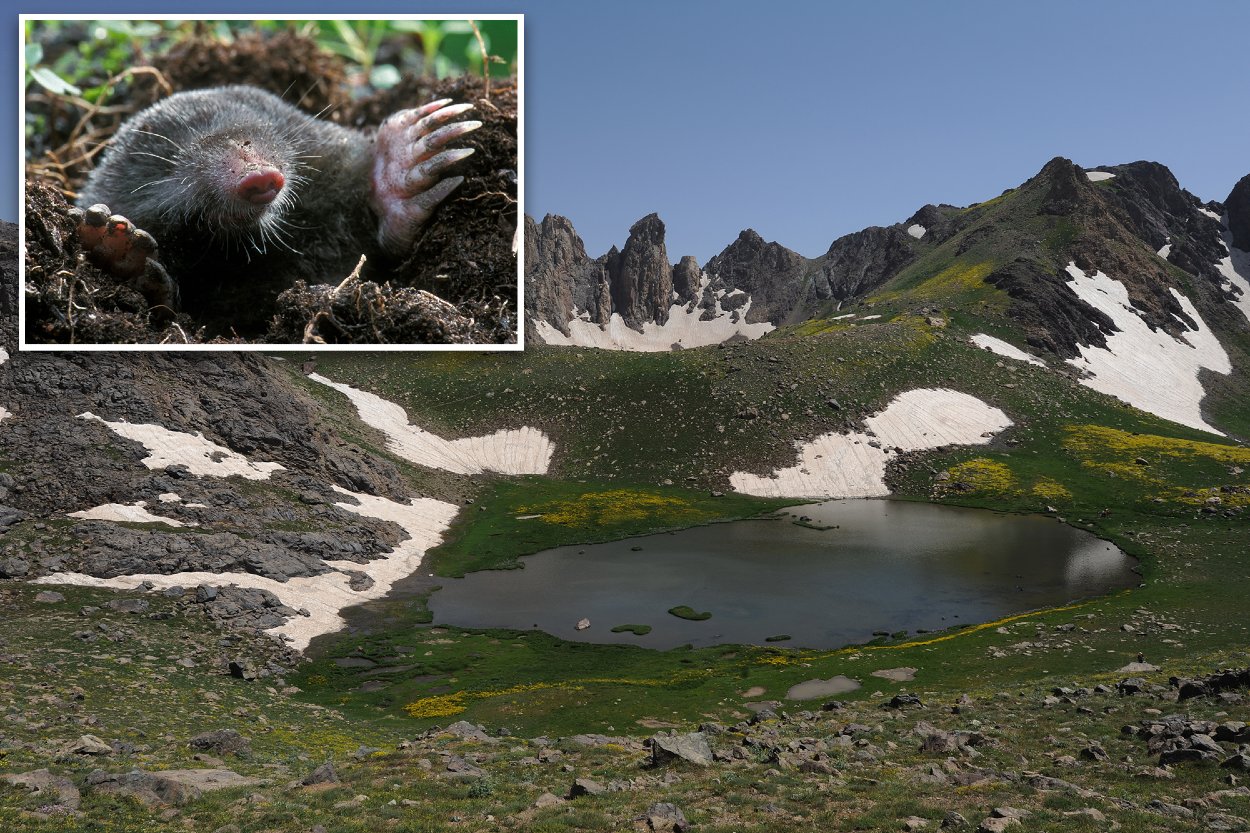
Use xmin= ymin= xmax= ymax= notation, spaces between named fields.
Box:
xmin=236 ymin=168 xmax=285 ymax=205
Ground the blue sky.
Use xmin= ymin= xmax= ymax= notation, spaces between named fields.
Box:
xmin=7 ymin=1 xmax=1249 ymax=261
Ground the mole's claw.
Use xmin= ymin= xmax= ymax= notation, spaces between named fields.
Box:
xmin=371 ymin=99 xmax=482 ymax=255
xmin=75 ymin=203 xmax=112 ymax=248
xmin=412 ymin=176 xmax=464 ymax=212
xmin=402 ymin=148 xmax=476 ymax=196
xmin=73 ymin=202 xmax=169 ymax=290
xmin=83 ymin=204 xmax=111 ymax=226
xmin=404 ymin=103 xmax=477 ymax=145
xmin=413 ymin=121 xmax=482 ymax=163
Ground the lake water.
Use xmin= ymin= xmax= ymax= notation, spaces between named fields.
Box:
xmin=427 ymin=500 xmax=1138 ymax=650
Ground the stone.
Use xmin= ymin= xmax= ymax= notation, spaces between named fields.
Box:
xmin=643 ymin=801 xmax=689 ymax=832
xmin=189 ymin=730 xmax=251 ymax=757
xmin=1159 ymin=747 xmax=1213 ymax=766
xmin=1221 ymin=754 xmax=1250 ymax=771
xmin=107 ymin=598 xmax=150 ymax=614
xmin=885 ymin=693 xmax=924 ymax=709
xmin=63 ymin=734 xmax=114 ymax=756
xmin=228 ymin=659 xmax=258 ymax=681
xmin=88 ymin=768 xmax=263 ymax=806
xmin=904 ymin=816 xmax=930 ymax=830
xmin=2 ymin=769 xmax=81 ymax=811
xmin=649 ymin=732 xmax=713 ymax=767
xmin=444 ymin=756 xmax=486 ymax=778
xmin=1080 ymin=742 xmax=1109 ymax=762
xmin=940 ymin=812 xmax=969 ymax=829
xmin=34 ymin=590 xmax=65 ymax=603
xmin=0 ymin=557 xmax=30 ymax=577
xmin=1061 ymin=808 xmax=1107 ymax=823
xmin=568 ymin=777 xmax=605 ymax=798
xmin=533 ymin=791 xmax=564 ymax=808
xmin=1146 ymin=799 xmax=1193 ymax=818
xmin=301 ymin=762 xmax=339 ymax=786
xmin=438 ymin=721 xmax=494 ymax=743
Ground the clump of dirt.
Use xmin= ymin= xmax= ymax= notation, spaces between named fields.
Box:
xmin=23 ymin=28 xmax=518 ymax=346
xmin=270 ymin=271 xmax=483 ymax=345
xmin=144 ymin=30 xmax=351 ymax=121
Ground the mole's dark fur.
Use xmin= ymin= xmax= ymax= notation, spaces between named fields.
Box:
xmin=77 ymin=85 xmax=474 ymax=335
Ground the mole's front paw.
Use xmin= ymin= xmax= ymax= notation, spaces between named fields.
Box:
xmin=370 ymin=99 xmax=482 ymax=255
xmin=70 ymin=203 xmax=177 ymax=309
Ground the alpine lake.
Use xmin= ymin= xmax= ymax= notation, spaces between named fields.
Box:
xmin=425 ymin=500 xmax=1139 ymax=650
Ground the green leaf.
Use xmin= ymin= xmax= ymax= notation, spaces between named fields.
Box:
xmin=29 ymin=67 xmax=81 ymax=97
xmin=24 ymin=42 xmax=42 ymax=69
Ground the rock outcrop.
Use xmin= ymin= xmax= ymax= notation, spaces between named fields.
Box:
xmin=1226 ymin=173 xmax=1250 ymax=251
xmin=605 ymin=214 xmax=674 ymax=327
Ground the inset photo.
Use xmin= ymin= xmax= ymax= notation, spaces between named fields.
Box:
xmin=19 ymin=15 xmax=522 ymax=349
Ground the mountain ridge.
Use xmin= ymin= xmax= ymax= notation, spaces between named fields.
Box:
xmin=526 ymin=156 xmax=1250 ymax=359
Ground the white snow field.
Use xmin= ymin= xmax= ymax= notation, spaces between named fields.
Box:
xmin=907 ymin=224 xmax=927 ymax=239
xmin=1085 ymin=171 xmax=1116 ymax=182
xmin=69 ymin=501 xmax=190 ymax=527
xmin=1063 ymin=263 xmax=1231 ymax=435
xmin=970 ymin=333 xmax=1045 ymax=366
xmin=535 ymin=276 xmax=774 ymax=350
xmin=77 ymin=413 xmax=284 ymax=479
xmin=39 ymin=489 xmax=460 ymax=652
xmin=730 ymin=389 xmax=1012 ymax=499
xmin=309 ymin=374 xmax=553 ymax=475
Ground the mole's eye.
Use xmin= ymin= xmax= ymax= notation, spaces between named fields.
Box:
xmin=242 ymin=140 xmax=251 ymax=147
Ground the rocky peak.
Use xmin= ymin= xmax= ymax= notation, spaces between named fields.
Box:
xmin=1097 ymin=161 xmax=1220 ymax=254
xmin=671 ymin=256 xmax=702 ymax=304
xmin=1028 ymin=156 xmax=1091 ymax=215
xmin=703 ymin=230 xmax=809 ymax=324
xmin=812 ymin=226 xmax=917 ymax=303
xmin=605 ymin=214 xmax=674 ymax=328
xmin=524 ymin=214 xmax=586 ymax=335
xmin=1227 ymin=173 xmax=1250 ymax=250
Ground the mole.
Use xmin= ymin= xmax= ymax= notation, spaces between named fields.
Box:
xmin=70 ymin=84 xmax=481 ymax=335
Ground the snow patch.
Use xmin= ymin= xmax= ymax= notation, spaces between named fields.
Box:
xmin=1214 ymin=219 xmax=1250 ymax=325
xmin=1085 ymin=171 xmax=1115 ymax=182
xmin=536 ymin=275 xmax=774 ymax=351
xmin=907 ymin=224 xmax=926 ymax=239
xmin=158 ymin=493 xmax=181 ymax=503
xmin=0 ymin=348 xmax=8 ymax=365
xmin=1198 ymin=207 xmax=1222 ymax=221
xmin=1157 ymin=241 xmax=1172 ymax=259
xmin=37 ymin=488 xmax=460 ymax=652
xmin=970 ymin=333 xmax=1044 ymax=366
xmin=860 ymin=314 xmax=882 ymax=321
xmin=1063 ymin=263 xmax=1231 ymax=435
xmin=77 ymin=413 xmax=284 ymax=479
xmin=729 ymin=389 xmax=1011 ymax=499
xmin=70 ymin=501 xmax=189 ymax=527
xmin=309 ymin=374 xmax=553 ymax=475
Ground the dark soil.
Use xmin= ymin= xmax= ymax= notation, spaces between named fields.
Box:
xmin=23 ymin=29 xmax=518 ymax=346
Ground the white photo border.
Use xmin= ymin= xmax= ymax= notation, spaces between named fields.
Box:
xmin=18 ymin=13 xmax=525 ymax=352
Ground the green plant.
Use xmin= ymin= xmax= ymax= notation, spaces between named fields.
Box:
xmin=668 ymin=606 xmax=712 ymax=622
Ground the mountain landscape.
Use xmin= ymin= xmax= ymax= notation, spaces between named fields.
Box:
xmin=2 ymin=155 xmax=1250 ymax=832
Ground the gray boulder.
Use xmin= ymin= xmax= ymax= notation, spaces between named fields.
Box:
xmin=649 ymin=731 xmax=713 ymax=767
